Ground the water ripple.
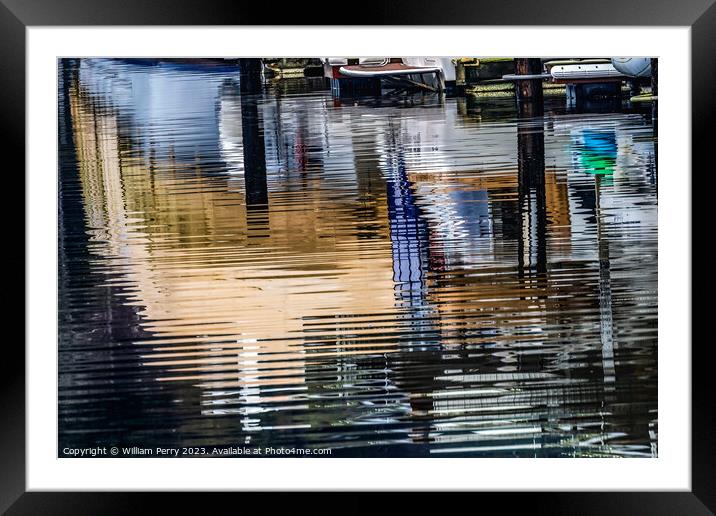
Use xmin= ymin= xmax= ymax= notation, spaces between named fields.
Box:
xmin=58 ymin=59 xmax=657 ymax=458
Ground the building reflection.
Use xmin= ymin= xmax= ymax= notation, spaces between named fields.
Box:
xmin=68 ymin=66 xmax=401 ymax=434
xmin=365 ymin=95 xmax=657 ymax=456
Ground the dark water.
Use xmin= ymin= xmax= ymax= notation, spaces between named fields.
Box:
xmin=58 ymin=59 xmax=657 ymax=458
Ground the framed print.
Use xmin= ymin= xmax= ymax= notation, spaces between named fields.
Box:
xmin=2 ymin=0 xmax=713 ymax=512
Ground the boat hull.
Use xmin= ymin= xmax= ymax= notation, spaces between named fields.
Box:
xmin=611 ymin=57 xmax=652 ymax=78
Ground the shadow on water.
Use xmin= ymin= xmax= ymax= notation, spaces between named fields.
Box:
xmin=58 ymin=59 xmax=658 ymax=457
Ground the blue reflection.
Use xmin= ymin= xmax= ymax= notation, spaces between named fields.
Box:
xmin=386 ymin=153 xmax=430 ymax=305
xmin=574 ymin=129 xmax=618 ymax=175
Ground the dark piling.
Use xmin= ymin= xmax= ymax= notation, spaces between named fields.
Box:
xmin=515 ymin=59 xmax=547 ymax=277
xmin=514 ymin=58 xmax=544 ymax=112
xmin=239 ymin=58 xmax=269 ymax=208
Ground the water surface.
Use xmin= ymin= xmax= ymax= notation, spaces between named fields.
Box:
xmin=58 ymin=59 xmax=658 ymax=457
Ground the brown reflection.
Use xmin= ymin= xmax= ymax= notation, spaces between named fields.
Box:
xmin=68 ymin=78 xmax=401 ymax=407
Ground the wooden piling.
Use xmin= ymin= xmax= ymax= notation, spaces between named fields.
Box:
xmin=456 ymin=60 xmax=466 ymax=86
xmin=515 ymin=58 xmax=547 ymax=275
xmin=514 ymin=58 xmax=544 ymax=106
xmin=455 ymin=60 xmax=466 ymax=95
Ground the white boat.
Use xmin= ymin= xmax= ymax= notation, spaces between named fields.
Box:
xmin=610 ymin=57 xmax=652 ymax=78
xmin=550 ymin=63 xmax=625 ymax=81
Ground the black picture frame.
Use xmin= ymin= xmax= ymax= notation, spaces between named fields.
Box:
xmin=2 ymin=0 xmax=712 ymax=513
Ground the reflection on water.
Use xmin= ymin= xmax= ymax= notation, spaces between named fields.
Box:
xmin=59 ymin=59 xmax=658 ymax=457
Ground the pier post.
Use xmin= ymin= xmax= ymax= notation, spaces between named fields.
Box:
xmin=455 ymin=60 xmax=466 ymax=95
xmin=514 ymin=58 xmax=544 ymax=114
xmin=239 ymin=59 xmax=269 ymax=208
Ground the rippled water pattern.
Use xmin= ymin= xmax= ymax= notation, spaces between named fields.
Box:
xmin=59 ymin=59 xmax=658 ymax=457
